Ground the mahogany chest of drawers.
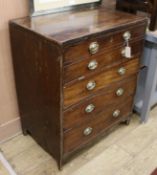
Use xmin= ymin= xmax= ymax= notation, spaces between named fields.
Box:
xmin=10 ymin=6 xmax=147 ymax=169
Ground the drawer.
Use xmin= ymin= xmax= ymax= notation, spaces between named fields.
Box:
xmin=64 ymin=40 xmax=144 ymax=83
xmin=63 ymin=97 xmax=133 ymax=153
xmin=63 ymin=75 xmax=137 ymax=130
xmin=64 ymin=24 xmax=145 ymax=64
xmin=64 ymin=58 xmax=140 ymax=108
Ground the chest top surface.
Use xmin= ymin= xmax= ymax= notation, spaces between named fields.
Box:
xmin=12 ymin=6 xmax=147 ymax=44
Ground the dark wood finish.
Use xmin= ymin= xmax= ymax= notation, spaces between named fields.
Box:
xmin=13 ymin=6 xmax=146 ymax=44
xmin=150 ymin=0 xmax=157 ymax=30
xmin=64 ymin=25 xmax=145 ymax=64
xmin=9 ymin=6 xmax=147 ymax=169
xmin=64 ymin=40 xmax=144 ymax=83
xmin=63 ymin=75 xmax=137 ymax=130
xmin=9 ymin=23 xmax=63 ymax=168
xmin=64 ymin=97 xmax=134 ymax=153
xmin=116 ymin=0 xmax=157 ymax=31
xmin=151 ymin=168 xmax=157 ymax=175
xmin=64 ymin=58 xmax=140 ymax=108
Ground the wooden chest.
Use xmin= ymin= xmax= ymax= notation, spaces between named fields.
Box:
xmin=9 ymin=6 xmax=147 ymax=169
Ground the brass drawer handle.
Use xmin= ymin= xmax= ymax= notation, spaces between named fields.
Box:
xmin=86 ymin=81 xmax=96 ymax=91
xmin=89 ymin=42 xmax=99 ymax=54
xmin=88 ymin=60 xmax=98 ymax=70
xmin=85 ymin=104 xmax=95 ymax=113
xmin=83 ymin=127 xmax=93 ymax=136
xmin=122 ymin=31 xmax=132 ymax=58
xmin=118 ymin=67 xmax=126 ymax=76
xmin=116 ymin=88 xmax=124 ymax=96
xmin=113 ymin=110 xmax=121 ymax=118
xmin=123 ymin=31 xmax=131 ymax=41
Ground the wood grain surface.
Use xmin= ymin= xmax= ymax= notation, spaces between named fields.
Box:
xmin=63 ymin=75 xmax=137 ymax=130
xmin=63 ymin=97 xmax=133 ymax=153
xmin=64 ymin=58 xmax=140 ymax=107
xmin=64 ymin=25 xmax=145 ymax=63
xmin=12 ymin=6 xmax=147 ymax=44
xmin=10 ymin=6 xmax=147 ymax=168
xmin=64 ymin=40 xmax=143 ymax=82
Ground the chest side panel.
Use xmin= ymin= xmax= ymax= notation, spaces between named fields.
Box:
xmin=10 ymin=22 xmax=63 ymax=167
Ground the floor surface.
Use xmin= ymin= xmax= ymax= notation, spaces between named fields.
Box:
xmin=0 ymin=161 xmax=10 ymax=175
xmin=1 ymin=107 xmax=157 ymax=175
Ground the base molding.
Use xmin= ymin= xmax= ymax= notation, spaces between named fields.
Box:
xmin=0 ymin=118 xmax=21 ymax=143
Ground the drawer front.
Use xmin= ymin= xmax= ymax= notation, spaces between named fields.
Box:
xmin=64 ymin=58 xmax=140 ymax=108
xmin=64 ymin=40 xmax=143 ymax=83
xmin=64 ymin=24 xmax=145 ymax=64
xmin=63 ymin=97 xmax=133 ymax=153
xmin=63 ymin=76 xmax=137 ymax=130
